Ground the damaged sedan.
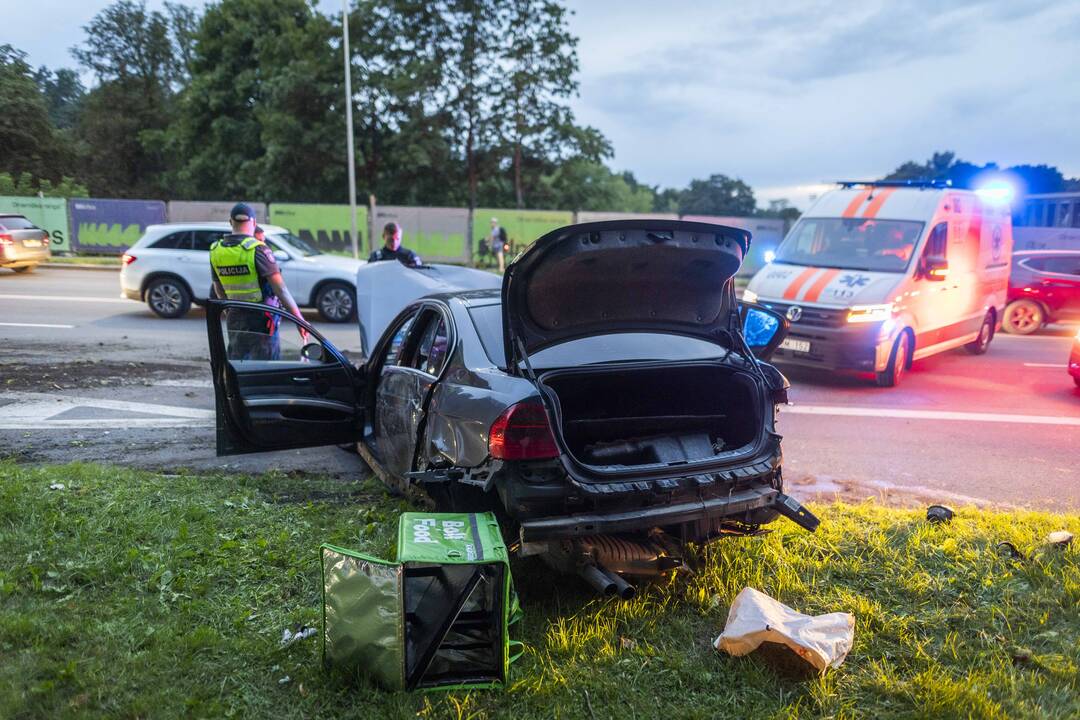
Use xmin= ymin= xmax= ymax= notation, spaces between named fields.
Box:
xmin=206 ymin=220 xmax=819 ymax=596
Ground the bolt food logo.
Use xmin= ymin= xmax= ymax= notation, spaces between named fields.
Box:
xmin=216 ymin=265 xmax=250 ymax=276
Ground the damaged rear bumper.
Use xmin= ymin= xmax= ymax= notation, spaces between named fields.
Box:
xmin=519 ymin=487 xmax=818 ymax=543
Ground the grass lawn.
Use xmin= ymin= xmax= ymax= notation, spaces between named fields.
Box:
xmin=1 ymin=461 xmax=1077 ymax=719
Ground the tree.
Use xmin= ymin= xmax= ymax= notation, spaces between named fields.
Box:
xmin=71 ymin=0 xmax=189 ymax=197
xmin=0 ymin=45 xmax=70 ymax=181
xmin=497 ymin=0 xmax=580 ymax=208
xmin=881 ymin=150 xmax=1076 ymax=195
xmin=677 ymin=174 xmax=756 ymax=216
xmin=33 ymin=68 xmax=85 ymax=130
xmin=0 ymin=172 xmax=88 ymax=197
xmin=537 ymin=159 xmax=653 ymax=211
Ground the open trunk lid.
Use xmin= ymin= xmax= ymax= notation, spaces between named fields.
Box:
xmin=502 ymin=220 xmax=749 ymax=369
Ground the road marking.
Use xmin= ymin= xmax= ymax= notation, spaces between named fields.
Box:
xmin=1023 ymin=362 xmax=1066 ymax=368
xmin=0 ymin=322 xmax=75 ymax=328
xmin=0 ymin=391 xmax=214 ymax=430
xmin=0 ymin=293 xmax=128 ymax=304
xmin=785 ymin=404 xmax=1080 ymax=427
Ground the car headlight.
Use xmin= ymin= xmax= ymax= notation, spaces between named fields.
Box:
xmin=742 ymin=288 xmax=758 ymax=303
xmin=846 ymin=303 xmax=894 ymax=323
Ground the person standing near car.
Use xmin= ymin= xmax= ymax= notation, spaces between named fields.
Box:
xmin=488 ymin=217 xmax=507 ymax=273
xmin=210 ymin=203 xmax=307 ymax=359
xmin=368 ymin=222 xmax=421 ymax=266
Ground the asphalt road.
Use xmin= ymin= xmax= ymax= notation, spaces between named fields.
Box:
xmin=2 ymin=266 xmax=1078 ymax=509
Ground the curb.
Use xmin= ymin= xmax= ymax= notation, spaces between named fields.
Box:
xmin=42 ymin=263 xmax=120 ymax=272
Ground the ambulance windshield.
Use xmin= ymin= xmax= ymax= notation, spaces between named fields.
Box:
xmin=774 ymin=217 xmax=924 ymax=273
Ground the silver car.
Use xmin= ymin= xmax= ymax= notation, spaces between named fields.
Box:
xmin=0 ymin=214 xmax=51 ymax=273
xmin=119 ymin=222 xmax=365 ymax=321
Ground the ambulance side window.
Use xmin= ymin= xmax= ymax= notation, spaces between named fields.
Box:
xmin=925 ymin=222 xmax=948 ymax=261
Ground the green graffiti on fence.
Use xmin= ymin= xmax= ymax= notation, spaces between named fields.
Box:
xmin=476 ymin=208 xmax=572 ymax=257
xmin=76 ymin=223 xmax=145 ymax=249
xmin=269 ymin=204 xmax=368 ymax=256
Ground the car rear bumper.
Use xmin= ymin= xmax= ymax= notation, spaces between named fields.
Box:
xmin=0 ymin=247 xmax=51 ymax=266
xmin=519 ymin=485 xmax=779 ymax=542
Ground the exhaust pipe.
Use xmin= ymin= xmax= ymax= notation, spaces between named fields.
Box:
xmin=578 ymin=564 xmax=616 ymax=596
xmin=602 ymin=568 xmax=636 ymax=600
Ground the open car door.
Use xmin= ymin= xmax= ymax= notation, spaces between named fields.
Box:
xmin=206 ymin=300 xmax=366 ymax=456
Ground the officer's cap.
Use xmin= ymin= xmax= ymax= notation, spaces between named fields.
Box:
xmin=230 ymin=202 xmax=256 ymax=223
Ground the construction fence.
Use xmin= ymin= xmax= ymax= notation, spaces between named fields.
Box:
xmin=1 ymin=196 xmax=786 ymax=270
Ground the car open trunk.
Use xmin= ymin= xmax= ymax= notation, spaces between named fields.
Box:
xmin=540 ymin=363 xmax=760 ymax=474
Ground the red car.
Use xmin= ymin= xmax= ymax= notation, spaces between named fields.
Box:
xmin=1003 ymin=250 xmax=1080 ymax=334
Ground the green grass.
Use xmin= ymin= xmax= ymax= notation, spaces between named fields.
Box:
xmin=1 ymin=461 xmax=1077 ymax=719
xmin=45 ymin=255 xmax=121 ymax=266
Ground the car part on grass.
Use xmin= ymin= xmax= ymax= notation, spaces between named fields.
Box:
xmin=926 ymin=504 xmax=955 ymax=524
xmin=996 ymin=541 xmax=1025 ymax=561
xmin=541 ymin=532 xmax=684 ymax=600
xmin=321 ymin=512 xmax=522 ymax=692
xmin=1045 ymin=530 xmax=1073 ymax=548
xmin=714 ymin=587 xmax=855 ymax=675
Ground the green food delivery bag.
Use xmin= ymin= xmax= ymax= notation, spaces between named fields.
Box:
xmin=321 ymin=512 xmax=522 ymax=691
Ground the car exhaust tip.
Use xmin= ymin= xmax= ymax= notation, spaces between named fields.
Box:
xmin=602 ymin=568 xmax=636 ymax=600
xmin=578 ymin=564 xmax=617 ymax=596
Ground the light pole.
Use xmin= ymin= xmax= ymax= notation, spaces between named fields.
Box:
xmin=342 ymin=0 xmax=359 ymax=259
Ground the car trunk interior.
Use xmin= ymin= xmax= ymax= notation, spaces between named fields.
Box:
xmin=540 ymin=363 xmax=759 ymax=471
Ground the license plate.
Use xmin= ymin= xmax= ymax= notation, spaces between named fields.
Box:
xmin=22 ymin=239 xmax=41 ymax=247
xmin=780 ymin=338 xmax=811 ymax=353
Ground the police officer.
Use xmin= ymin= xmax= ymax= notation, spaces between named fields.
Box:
xmin=210 ymin=203 xmax=307 ymax=360
xmin=368 ymin=222 xmax=421 ymax=266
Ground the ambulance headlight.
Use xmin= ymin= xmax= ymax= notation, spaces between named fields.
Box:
xmin=847 ymin=303 xmax=894 ymax=323
xmin=742 ymin=289 xmax=758 ymax=303
xmin=763 ymin=250 xmax=776 ymax=264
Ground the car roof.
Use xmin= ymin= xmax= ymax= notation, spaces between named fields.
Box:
xmin=0 ymin=213 xmax=27 ymax=218
xmin=142 ymin=222 xmax=291 ymax=234
xmin=1014 ymin=249 xmax=1080 ymax=256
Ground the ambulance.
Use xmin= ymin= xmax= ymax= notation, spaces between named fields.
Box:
xmin=743 ymin=181 xmax=1013 ymax=387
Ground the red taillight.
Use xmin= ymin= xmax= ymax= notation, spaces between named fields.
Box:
xmin=122 ymin=254 xmax=136 ymax=265
xmin=489 ymin=401 xmax=559 ymax=460
xmin=0 ymin=233 xmax=12 ymax=246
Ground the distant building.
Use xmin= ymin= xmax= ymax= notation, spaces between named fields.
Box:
xmin=1014 ymin=191 xmax=1080 ymax=251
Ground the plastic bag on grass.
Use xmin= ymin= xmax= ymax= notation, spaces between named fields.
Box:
xmin=713 ymin=587 xmax=854 ymax=674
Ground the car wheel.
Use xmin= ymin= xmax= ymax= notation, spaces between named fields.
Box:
xmin=146 ymin=277 xmax=191 ymax=319
xmin=965 ymin=312 xmax=995 ymax=355
xmin=316 ymin=282 xmax=355 ymax=323
xmin=876 ymin=332 xmax=910 ymax=388
xmin=12 ymin=265 xmax=35 ymax=273
xmin=1002 ymin=300 xmax=1043 ymax=335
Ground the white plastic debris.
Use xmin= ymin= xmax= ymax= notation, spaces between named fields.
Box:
xmin=48 ymin=483 xmax=65 ymax=491
xmin=713 ymin=587 xmax=855 ymax=673
xmin=278 ymin=676 xmax=291 ymax=685
xmin=280 ymin=626 xmax=317 ymax=646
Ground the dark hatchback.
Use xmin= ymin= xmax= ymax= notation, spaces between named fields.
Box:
xmin=205 ymin=221 xmax=818 ymax=594
xmin=1003 ymin=250 xmax=1080 ymax=334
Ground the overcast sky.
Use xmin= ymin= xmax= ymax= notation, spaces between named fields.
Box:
xmin=5 ymin=0 xmax=1079 ymax=207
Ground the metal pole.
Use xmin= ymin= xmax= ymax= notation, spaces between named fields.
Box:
xmin=342 ymin=0 xmax=359 ymax=259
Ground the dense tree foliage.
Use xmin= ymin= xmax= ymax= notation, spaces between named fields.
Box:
xmin=882 ymin=151 xmax=1078 ymax=195
xmin=0 ymin=46 xmax=72 ymax=182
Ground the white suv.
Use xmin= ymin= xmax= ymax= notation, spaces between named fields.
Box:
xmin=119 ymin=223 xmax=365 ymax=322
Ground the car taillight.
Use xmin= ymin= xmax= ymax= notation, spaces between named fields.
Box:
xmin=122 ymin=254 xmax=136 ymax=265
xmin=0 ymin=233 xmax=12 ymax=246
xmin=489 ymin=401 xmax=559 ymax=460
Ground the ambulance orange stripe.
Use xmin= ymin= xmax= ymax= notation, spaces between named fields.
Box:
xmin=782 ymin=268 xmax=820 ymax=300
xmin=861 ymin=187 xmax=897 ymax=218
xmin=802 ymin=269 xmax=840 ymax=302
xmin=842 ymin=189 xmax=873 ymax=218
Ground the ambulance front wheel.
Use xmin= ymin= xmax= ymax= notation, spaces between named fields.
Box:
xmin=876 ymin=332 xmax=911 ymax=388
xmin=965 ymin=312 xmax=995 ymax=355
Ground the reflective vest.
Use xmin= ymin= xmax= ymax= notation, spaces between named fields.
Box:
xmin=210 ymin=236 xmax=265 ymax=302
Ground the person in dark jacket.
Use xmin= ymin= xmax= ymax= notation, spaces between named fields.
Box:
xmin=368 ymin=222 xmax=421 ymax=266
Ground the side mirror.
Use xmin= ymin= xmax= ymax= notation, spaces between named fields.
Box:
xmin=273 ymin=250 xmax=291 ymax=263
xmin=920 ymin=256 xmax=948 ymax=281
xmin=301 ymin=342 xmax=326 ymax=363
xmin=738 ymin=302 xmax=789 ymax=361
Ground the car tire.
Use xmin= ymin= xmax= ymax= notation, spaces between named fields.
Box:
xmin=315 ymin=282 xmax=355 ymax=323
xmin=145 ymin=276 xmax=191 ymax=319
xmin=1002 ymin=300 xmax=1044 ymax=335
xmin=876 ymin=332 xmax=910 ymax=388
xmin=12 ymin=265 xmax=35 ymax=273
xmin=965 ymin=312 xmax=995 ymax=355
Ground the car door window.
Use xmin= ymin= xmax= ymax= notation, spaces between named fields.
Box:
xmin=382 ymin=313 xmax=417 ymax=368
xmin=150 ymin=232 xmax=192 ymax=250
xmin=412 ymin=315 xmax=450 ymax=376
xmin=192 ymin=230 xmax=226 ymax=252
xmin=1044 ymin=256 xmax=1080 ymax=278
xmin=220 ymin=304 xmax=330 ymax=364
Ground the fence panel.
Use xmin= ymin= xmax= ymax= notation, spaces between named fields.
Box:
xmin=167 ymin=200 xmax=268 ymax=224
xmin=575 ymin=211 xmax=679 ymax=223
xmin=475 ymin=208 xmax=573 ymax=261
xmin=268 ymin=203 xmax=367 ymax=256
xmin=0 ymin=195 xmax=71 ymax=252
xmin=1014 ymin=227 xmax=1080 ymax=252
xmin=69 ymin=198 xmax=167 ymax=254
xmin=375 ymin=206 xmax=468 ymax=263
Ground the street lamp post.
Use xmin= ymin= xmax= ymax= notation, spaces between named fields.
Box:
xmin=342 ymin=0 xmax=359 ymax=259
